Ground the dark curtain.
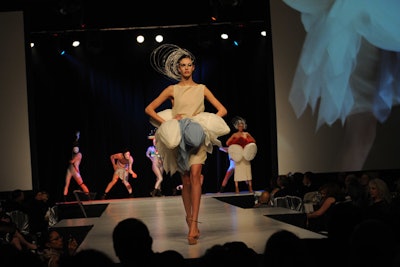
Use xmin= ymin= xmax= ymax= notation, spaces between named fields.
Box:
xmin=28 ymin=25 xmax=276 ymax=201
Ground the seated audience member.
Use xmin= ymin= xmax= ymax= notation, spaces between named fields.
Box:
xmin=306 ymin=182 xmax=343 ymax=233
xmin=254 ymin=190 xmax=271 ymax=208
xmin=256 ymin=174 xmax=295 ymax=208
xmin=59 ymin=248 xmax=115 ymax=267
xmin=26 ymin=190 xmax=51 ymax=239
xmin=289 ymin=172 xmax=304 ymax=195
xmin=2 ymin=189 xmax=28 ymax=213
xmin=326 ymin=195 xmax=363 ymax=247
xmin=358 ymin=172 xmax=374 ymax=199
xmin=362 ymin=177 xmax=392 ymax=224
xmin=152 ymin=250 xmax=185 ymax=267
xmin=200 ymin=241 xmax=259 ymax=267
xmin=112 ymin=217 xmax=153 ymax=267
xmin=348 ymin=219 xmax=399 ymax=267
xmin=298 ymin=171 xmax=319 ymax=198
xmin=0 ymin=240 xmax=42 ymax=267
xmin=40 ymin=229 xmax=78 ymax=267
xmin=327 ymin=175 xmax=366 ymax=243
xmin=112 ymin=217 xmax=184 ymax=267
xmin=343 ymin=176 xmax=369 ymax=208
xmin=3 ymin=189 xmax=31 ymax=238
xmin=342 ymin=173 xmax=358 ymax=196
xmin=263 ymin=230 xmax=310 ymax=267
xmin=269 ymin=174 xmax=302 ymax=210
xmin=270 ymin=174 xmax=297 ymax=200
xmin=254 ymin=174 xmax=282 ymax=208
xmin=0 ymin=211 xmax=37 ymax=252
xmin=390 ymin=177 xmax=400 ymax=241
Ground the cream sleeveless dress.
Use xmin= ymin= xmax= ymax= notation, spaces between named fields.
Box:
xmin=153 ymin=84 xmax=230 ymax=175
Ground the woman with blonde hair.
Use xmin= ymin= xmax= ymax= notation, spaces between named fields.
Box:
xmin=364 ymin=178 xmax=392 ymax=224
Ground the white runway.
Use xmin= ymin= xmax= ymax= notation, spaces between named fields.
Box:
xmin=55 ymin=192 xmax=326 ymax=262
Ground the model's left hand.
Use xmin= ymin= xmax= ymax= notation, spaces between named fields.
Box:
xmin=130 ymin=170 xmax=138 ymax=178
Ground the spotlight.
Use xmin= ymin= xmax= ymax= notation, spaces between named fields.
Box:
xmin=30 ymin=42 xmax=35 ymax=48
xmin=220 ymin=33 xmax=228 ymax=40
xmin=155 ymin=35 xmax=163 ymax=43
xmin=136 ymin=35 xmax=144 ymax=43
xmin=72 ymin=40 xmax=80 ymax=47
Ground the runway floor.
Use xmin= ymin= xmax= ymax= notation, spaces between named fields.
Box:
xmin=54 ymin=191 xmax=326 ymax=262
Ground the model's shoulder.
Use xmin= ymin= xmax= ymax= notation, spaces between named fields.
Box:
xmin=162 ymin=84 xmax=174 ymax=91
xmin=201 ymin=84 xmax=211 ymax=94
xmin=163 ymin=84 xmax=176 ymax=93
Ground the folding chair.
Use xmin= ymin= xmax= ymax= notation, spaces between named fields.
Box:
xmin=73 ymin=190 xmax=97 ymax=218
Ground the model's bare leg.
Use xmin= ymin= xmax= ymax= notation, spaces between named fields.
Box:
xmin=235 ymin=181 xmax=240 ymax=193
xmin=151 ymin=165 xmax=164 ymax=196
xmin=104 ymin=175 xmax=119 ymax=194
xmin=122 ymin=180 xmax=133 ymax=195
xmin=339 ymin=39 xmax=380 ymax=172
xmin=79 ymin=183 xmax=89 ymax=194
xmin=222 ymin=169 xmax=234 ymax=187
xmin=63 ymin=171 xmax=72 ymax=196
xmin=219 ymin=169 xmax=234 ymax=193
xmin=338 ymin=112 xmax=377 ymax=171
xmin=181 ymin=172 xmax=192 ymax=224
xmin=248 ymin=180 xmax=253 ymax=193
xmin=154 ymin=168 xmax=163 ymax=189
xmin=183 ymin=164 xmax=202 ymax=245
xmin=74 ymin=174 xmax=89 ymax=193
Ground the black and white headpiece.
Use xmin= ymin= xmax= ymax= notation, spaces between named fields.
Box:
xmin=150 ymin=44 xmax=195 ymax=81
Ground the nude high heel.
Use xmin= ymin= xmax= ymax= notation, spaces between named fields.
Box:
xmin=186 ymin=218 xmax=200 ymax=238
xmin=186 ymin=217 xmax=200 ymax=245
xmin=187 ymin=235 xmax=198 ymax=245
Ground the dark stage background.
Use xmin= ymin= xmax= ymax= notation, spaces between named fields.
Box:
xmin=26 ymin=9 xmax=275 ymax=201
xmin=3 ymin=1 xmax=400 ymax=202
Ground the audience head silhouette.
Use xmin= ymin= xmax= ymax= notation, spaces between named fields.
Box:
xmin=348 ymin=219 xmax=398 ymax=267
xmin=112 ymin=217 xmax=153 ymax=266
xmin=60 ymin=248 xmax=115 ymax=267
xmin=200 ymin=241 xmax=258 ymax=266
xmin=263 ymin=230 xmax=309 ymax=267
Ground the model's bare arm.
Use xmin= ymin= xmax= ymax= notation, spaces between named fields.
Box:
xmin=110 ymin=153 xmax=120 ymax=170
xmin=145 ymin=85 xmax=174 ymax=124
xmin=128 ymin=156 xmax=137 ymax=178
xmin=204 ymin=86 xmax=227 ymax=117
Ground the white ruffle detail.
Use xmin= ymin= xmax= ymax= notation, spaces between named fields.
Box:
xmin=152 ymin=109 xmax=230 ymax=175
